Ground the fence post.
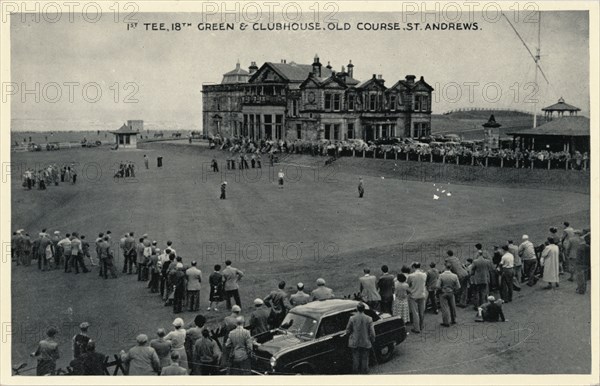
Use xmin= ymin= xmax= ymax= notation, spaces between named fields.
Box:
xmin=456 ymin=156 xmax=459 ymax=165
xmin=500 ymin=158 xmax=504 ymax=168
xmin=584 ymin=159 xmax=588 ymax=170
xmin=418 ymin=154 xmax=421 ymax=162
xmin=362 ymin=150 xmax=365 ymax=158
xmin=395 ymin=151 xmax=398 ymax=160
xmin=485 ymin=157 xmax=488 ymax=167
xmin=384 ymin=151 xmax=387 ymax=160
xmin=352 ymin=149 xmax=355 ymax=157
xmin=442 ymin=155 xmax=446 ymax=164
xmin=471 ymin=155 xmax=474 ymax=166
xmin=565 ymin=160 xmax=569 ymax=171
xmin=531 ymin=159 xmax=534 ymax=169
xmin=516 ymin=159 xmax=519 ymax=168
xmin=373 ymin=150 xmax=376 ymax=159
xmin=547 ymin=159 xmax=551 ymax=170
xmin=406 ymin=152 xmax=409 ymax=161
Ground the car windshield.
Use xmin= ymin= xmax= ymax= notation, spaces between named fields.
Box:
xmin=279 ymin=312 xmax=318 ymax=340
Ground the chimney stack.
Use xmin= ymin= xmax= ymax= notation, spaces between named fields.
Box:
xmin=326 ymin=61 xmax=332 ymax=70
xmin=405 ymin=75 xmax=416 ymax=84
xmin=312 ymin=54 xmax=322 ymax=77
xmin=347 ymin=60 xmax=354 ymax=78
xmin=249 ymin=61 xmax=258 ymax=74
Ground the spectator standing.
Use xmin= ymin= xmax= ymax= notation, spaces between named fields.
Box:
xmin=436 ymin=264 xmax=460 ymax=327
xmin=377 ymin=265 xmax=395 ymax=315
xmin=425 ymin=262 xmax=440 ymax=314
xmin=289 ymin=283 xmax=311 ymax=307
xmin=575 ymin=232 xmax=591 ymax=294
xmin=225 ymin=316 xmax=253 ymax=375
xmin=193 ymin=329 xmax=221 ymax=375
xmin=208 ymin=264 xmax=225 ymax=311
xmin=311 ymin=278 xmax=335 ymax=301
xmin=407 ymin=262 xmax=428 ymax=334
xmin=150 ymin=328 xmax=172 ymax=371
xmin=186 ymin=261 xmax=202 ymax=312
xmin=519 ymin=235 xmax=537 ymax=286
xmin=345 ymin=302 xmax=375 ymax=374
xmin=222 ymin=260 xmax=244 ymax=310
xmin=499 ymin=245 xmax=515 ymax=302
xmin=392 ymin=274 xmax=410 ymax=323
xmin=541 ymin=238 xmax=560 ymax=289
xmin=359 ymin=268 xmax=381 ymax=311
xmin=120 ymin=334 xmax=160 ymax=375
xmin=31 ymin=327 xmax=60 ymax=376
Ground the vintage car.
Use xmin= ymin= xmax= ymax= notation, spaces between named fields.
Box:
xmin=251 ymin=299 xmax=406 ymax=375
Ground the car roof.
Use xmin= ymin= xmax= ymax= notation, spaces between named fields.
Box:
xmin=290 ymin=299 xmax=359 ymax=319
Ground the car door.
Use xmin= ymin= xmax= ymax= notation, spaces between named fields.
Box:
xmin=314 ymin=311 xmax=354 ymax=373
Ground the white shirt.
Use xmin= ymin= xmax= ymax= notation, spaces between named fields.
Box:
xmin=500 ymin=252 xmax=514 ymax=269
xmin=278 ymin=172 xmax=284 ymax=179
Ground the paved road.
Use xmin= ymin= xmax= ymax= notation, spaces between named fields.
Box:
xmin=373 ymin=278 xmax=591 ymax=374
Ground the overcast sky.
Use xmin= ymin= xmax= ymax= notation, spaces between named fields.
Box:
xmin=10 ymin=10 xmax=589 ymax=131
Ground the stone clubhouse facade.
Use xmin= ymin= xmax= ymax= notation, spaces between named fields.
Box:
xmin=202 ymin=55 xmax=433 ymax=142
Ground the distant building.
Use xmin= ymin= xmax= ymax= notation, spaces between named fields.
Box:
xmin=110 ymin=121 xmax=140 ymax=149
xmin=201 ymin=55 xmax=433 ymax=141
xmin=509 ymin=99 xmax=589 ymax=154
xmin=127 ymin=120 xmax=144 ymax=132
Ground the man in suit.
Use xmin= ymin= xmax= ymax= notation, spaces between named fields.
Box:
xmin=123 ymin=232 xmax=136 ymax=274
xmin=470 ymin=250 xmax=491 ymax=308
xmin=407 ymin=262 xmax=428 ymax=333
xmin=222 ymin=260 xmax=244 ymax=310
xmin=289 ymin=283 xmax=310 ymax=307
xmin=264 ymin=281 xmax=290 ymax=328
xmin=311 ymin=278 xmax=335 ymax=300
xmin=160 ymin=352 xmax=188 ymax=375
xmin=345 ymin=302 xmax=375 ymax=374
xmin=225 ymin=316 xmax=253 ymax=375
xmin=445 ymin=250 xmax=469 ymax=307
xmin=186 ymin=261 xmax=202 ymax=312
xmin=173 ymin=263 xmax=187 ymax=314
xmin=359 ymin=268 xmax=381 ymax=311
xmin=377 ymin=265 xmax=395 ymax=315
xmin=248 ymin=298 xmax=271 ymax=336
xmin=518 ymin=235 xmax=537 ymax=286
xmin=436 ymin=263 xmax=460 ymax=327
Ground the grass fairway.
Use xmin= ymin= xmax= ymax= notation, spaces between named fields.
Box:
xmin=10 ymin=142 xmax=590 ymax=372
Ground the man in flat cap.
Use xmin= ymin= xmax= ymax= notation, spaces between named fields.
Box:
xmin=120 ymin=334 xmax=161 ymax=375
xmin=173 ymin=263 xmax=187 ymax=314
xmin=72 ymin=322 xmax=91 ymax=359
xmin=225 ymin=316 xmax=253 ymax=375
xmin=311 ymin=278 xmax=335 ymax=301
xmin=248 ymin=298 xmax=271 ymax=336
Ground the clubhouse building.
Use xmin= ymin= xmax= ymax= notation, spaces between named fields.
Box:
xmin=201 ymin=56 xmax=433 ymax=141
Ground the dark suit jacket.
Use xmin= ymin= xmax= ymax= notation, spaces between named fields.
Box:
xmin=377 ymin=273 xmax=395 ymax=300
xmin=471 ymin=257 xmax=491 ymax=285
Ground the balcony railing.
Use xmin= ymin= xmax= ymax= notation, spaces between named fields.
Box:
xmin=242 ymin=95 xmax=287 ymax=106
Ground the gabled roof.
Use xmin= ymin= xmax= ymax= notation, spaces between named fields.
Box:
xmin=357 ymin=76 xmax=387 ymax=90
xmin=320 ymin=75 xmax=348 ymax=89
xmin=507 ymin=116 xmax=589 ymax=137
xmin=542 ymin=97 xmax=581 ymax=112
xmin=250 ymin=62 xmax=334 ymax=83
xmin=414 ymin=76 xmax=434 ymax=91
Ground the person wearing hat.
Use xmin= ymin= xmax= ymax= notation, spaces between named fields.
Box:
xmin=81 ymin=340 xmax=107 ymax=375
xmin=476 ymin=296 xmax=507 ymax=322
xmin=31 ymin=327 xmax=60 ymax=376
xmin=311 ymin=278 xmax=335 ymax=301
xmin=225 ymin=316 xmax=253 ymax=375
xmin=72 ymin=322 xmax=91 ymax=359
xmin=220 ymin=181 xmax=227 ymax=199
xmin=172 ymin=263 xmax=187 ymax=314
xmin=436 ymin=263 xmax=461 ymax=327
xmin=150 ymin=328 xmax=172 ymax=371
xmin=120 ymin=334 xmax=161 ymax=375
xmin=21 ymin=232 xmax=33 ymax=266
xmin=186 ymin=261 xmax=203 ymax=312
xmin=470 ymin=250 xmax=492 ymax=308
xmin=518 ymin=235 xmax=537 ymax=286
xmin=561 ymin=222 xmax=580 ymax=281
xmin=541 ymin=237 xmax=560 ymax=289
xmin=344 ymin=302 xmax=375 ymax=374
xmin=499 ymin=245 xmax=515 ymax=302
xmin=359 ymin=268 xmax=381 ymax=312
xmin=38 ymin=232 xmax=53 ymax=271
xmin=289 ymin=283 xmax=310 ymax=307
xmin=165 ymin=318 xmax=188 ymax=370
xmin=160 ymin=352 xmax=188 ymax=375
xmin=248 ymin=298 xmax=271 ymax=336
xmin=14 ymin=230 xmax=24 ymax=266
xmin=123 ymin=232 xmax=136 ymax=275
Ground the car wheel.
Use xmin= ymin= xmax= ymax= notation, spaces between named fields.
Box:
xmin=375 ymin=343 xmax=396 ymax=363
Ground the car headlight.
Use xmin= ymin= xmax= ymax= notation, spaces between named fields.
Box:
xmin=270 ymin=356 xmax=277 ymax=369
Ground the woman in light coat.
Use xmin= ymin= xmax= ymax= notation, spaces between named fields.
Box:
xmin=541 ymin=238 xmax=560 ymax=289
